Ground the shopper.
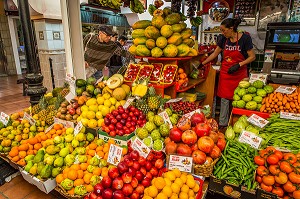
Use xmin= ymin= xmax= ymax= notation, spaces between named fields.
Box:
xmin=201 ymin=18 xmax=256 ymax=128
xmin=111 ymin=33 xmax=118 ymax=42
xmin=108 ymin=35 xmax=128 ymax=77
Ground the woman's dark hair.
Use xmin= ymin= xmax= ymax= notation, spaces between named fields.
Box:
xmin=221 ymin=18 xmax=242 ymax=32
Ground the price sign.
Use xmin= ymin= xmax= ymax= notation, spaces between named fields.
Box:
xmin=131 ymin=138 xmax=151 ymax=158
xmin=107 ymin=144 xmax=123 ymax=166
xmin=247 ymin=114 xmax=269 ymax=128
xmin=183 ymin=109 xmax=201 ymax=118
xmin=23 ymin=112 xmax=36 ymax=125
xmin=166 ymin=98 xmax=183 ymax=103
xmin=65 ymin=91 xmax=76 ymax=103
xmin=65 ymin=74 xmax=76 ymax=86
xmin=0 ymin=112 xmax=9 ymax=126
xmin=45 ymin=124 xmax=54 ymax=134
xmin=54 ymin=118 xmax=74 ymax=128
xmin=280 ymin=112 xmax=300 ymax=121
xmin=168 ymin=155 xmax=193 ymax=173
xmin=158 ymin=110 xmax=173 ymax=128
xmin=123 ymin=97 xmax=135 ymax=109
xmin=239 ymin=130 xmax=263 ymax=149
xmin=249 ymin=73 xmax=268 ymax=84
xmin=275 ymin=86 xmax=296 ymax=94
xmin=74 ymin=121 xmax=83 ymax=136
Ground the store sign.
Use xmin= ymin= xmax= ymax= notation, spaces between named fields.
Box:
xmin=249 ymin=73 xmax=268 ymax=84
xmin=23 ymin=112 xmax=36 ymax=126
xmin=54 ymin=118 xmax=74 ymax=128
xmin=0 ymin=112 xmax=9 ymax=126
xmin=65 ymin=92 xmax=76 ymax=103
xmin=247 ymin=114 xmax=269 ymax=128
xmin=123 ymin=97 xmax=135 ymax=109
xmin=45 ymin=124 xmax=54 ymax=134
xmin=280 ymin=112 xmax=300 ymax=120
xmin=131 ymin=138 xmax=150 ymax=158
xmin=158 ymin=110 xmax=172 ymax=128
xmin=107 ymin=144 xmax=123 ymax=166
xmin=166 ymin=98 xmax=183 ymax=103
xmin=168 ymin=155 xmax=193 ymax=173
xmin=65 ymin=74 xmax=76 ymax=86
xmin=275 ymin=86 xmax=296 ymax=94
xmin=239 ymin=130 xmax=262 ymax=149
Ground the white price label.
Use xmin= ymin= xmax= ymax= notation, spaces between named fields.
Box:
xmin=74 ymin=155 xmax=80 ymax=164
xmin=45 ymin=123 xmax=54 ymax=134
xmin=23 ymin=112 xmax=36 ymax=125
xmin=280 ymin=112 xmax=300 ymax=120
xmin=247 ymin=114 xmax=269 ymax=128
xmin=249 ymin=73 xmax=268 ymax=84
xmin=132 ymin=138 xmax=151 ymax=158
xmin=0 ymin=112 xmax=9 ymax=126
xmin=183 ymin=109 xmax=201 ymax=118
xmin=166 ymin=98 xmax=183 ymax=103
xmin=239 ymin=130 xmax=263 ymax=149
xmin=65 ymin=92 xmax=76 ymax=103
xmin=168 ymin=155 xmax=193 ymax=173
xmin=275 ymin=86 xmax=296 ymax=94
xmin=95 ymin=76 xmax=104 ymax=85
xmin=54 ymin=118 xmax=74 ymax=128
xmin=107 ymin=144 xmax=123 ymax=166
xmin=66 ymin=74 xmax=76 ymax=85
xmin=74 ymin=121 xmax=83 ymax=136
xmin=158 ymin=110 xmax=173 ymax=128
xmin=123 ymin=97 xmax=135 ymax=109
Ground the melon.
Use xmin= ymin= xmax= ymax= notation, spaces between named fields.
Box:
xmin=106 ymin=76 xmax=122 ymax=89
xmin=121 ymin=84 xmax=130 ymax=95
xmin=113 ymin=88 xmax=127 ymax=101
xmin=112 ymin=74 xmax=124 ymax=84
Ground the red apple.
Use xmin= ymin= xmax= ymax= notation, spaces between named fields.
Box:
xmin=145 ymin=161 xmax=152 ymax=171
xmin=117 ymin=162 xmax=128 ymax=174
xmin=89 ymin=192 xmax=98 ymax=199
xmin=96 ymin=196 xmax=103 ymax=199
xmin=94 ymin=183 xmax=104 ymax=196
xmin=102 ymin=176 xmax=112 ymax=188
xmin=155 ymin=159 xmax=164 ymax=169
xmin=122 ymin=172 xmax=133 ymax=184
xmin=85 ymin=195 xmax=89 ymax=199
xmin=113 ymin=190 xmax=125 ymax=199
xmin=141 ymin=178 xmax=151 ymax=187
xmin=138 ymin=156 xmax=146 ymax=166
xmin=130 ymin=191 xmax=139 ymax=199
xmin=149 ymin=167 xmax=158 ymax=177
xmin=135 ymin=184 xmax=145 ymax=194
xmin=140 ymin=167 xmax=146 ymax=176
xmin=145 ymin=172 xmax=152 ymax=180
xmin=102 ymin=188 xmax=113 ymax=199
xmin=122 ymin=184 xmax=134 ymax=196
xmin=169 ymin=127 xmax=183 ymax=143
xmin=130 ymin=150 xmax=140 ymax=160
xmin=135 ymin=171 xmax=144 ymax=182
xmin=128 ymin=167 xmax=136 ymax=176
xmin=108 ymin=167 xmax=120 ymax=179
xmin=130 ymin=177 xmax=138 ymax=188
xmin=132 ymin=161 xmax=141 ymax=171
xmin=112 ymin=177 xmax=124 ymax=190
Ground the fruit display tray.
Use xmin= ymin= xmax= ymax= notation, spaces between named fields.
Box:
xmin=124 ymin=64 xmax=141 ymax=82
xmin=136 ymin=65 xmax=154 ymax=80
xmin=98 ymin=130 xmax=135 ymax=147
xmin=160 ymin=64 xmax=178 ymax=84
xmin=150 ymin=63 xmax=163 ymax=83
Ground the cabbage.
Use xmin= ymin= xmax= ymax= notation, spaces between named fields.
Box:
xmin=247 ymin=86 xmax=257 ymax=94
xmin=232 ymin=101 xmax=238 ymax=107
xmin=252 ymin=80 xmax=264 ymax=89
xmin=237 ymin=88 xmax=247 ymax=97
xmin=234 ymin=87 xmax=240 ymax=95
xmin=238 ymin=115 xmax=249 ymax=127
xmin=237 ymin=100 xmax=246 ymax=108
xmin=245 ymin=101 xmax=257 ymax=110
xmin=257 ymin=89 xmax=267 ymax=97
xmin=225 ymin=126 xmax=235 ymax=140
xmin=238 ymin=80 xmax=251 ymax=88
xmin=253 ymin=96 xmax=263 ymax=104
xmin=257 ymin=104 xmax=262 ymax=111
xmin=233 ymin=121 xmax=246 ymax=134
xmin=246 ymin=125 xmax=259 ymax=135
xmin=242 ymin=94 xmax=253 ymax=102
xmin=264 ymin=85 xmax=274 ymax=94
xmin=233 ymin=94 xmax=240 ymax=101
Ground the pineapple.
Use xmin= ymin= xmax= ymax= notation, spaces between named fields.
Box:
xmin=38 ymin=97 xmax=48 ymax=121
xmin=60 ymin=82 xmax=70 ymax=97
xmin=136 ymin=99 xmax=150 ymax=114
xmin=31 ymin=104 xmax=41 ymax=115
xmin=148 ymin=96 xmax=160 ymax=110
xmin=148 ymin=86 xmax=156 ymax=96
xmin=46 ymin=110 xmax=57 ymax=125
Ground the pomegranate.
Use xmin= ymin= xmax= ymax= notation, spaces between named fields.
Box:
xmin=195 ymin=123 xmax=211 ymax=137
xmin=169 ymin=127 xmax=183 ymax=143
xmin=191 ymin=112 xmax=206 ymax=126
xmin=176 ymin=144 xmax=192 ymax=156
xmin=192 ymin=150 xmax=206 ymax=165
xmin=198 ymin=136 xmax=214 ymax=154
xmin=181 ymin=130 xmax=197 ymax=145
xmin=209 ymin=145 xmax=221 ymax=159
xmin=209 ymin=131 xmax=219 ymax=143
xmin=165 ymin=141 xmax=177 ymax=155
xmin=177 ymin=117 xmax=191 ymax=131
xmin=216 ymin=138 xmax=226 ymax=151
xmin=206 ymin=118 xmax=218 ymax=132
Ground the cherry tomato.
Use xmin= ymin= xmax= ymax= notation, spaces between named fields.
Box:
xmin=260 ymin=182 xmax=273 ymax=192
xmin=272 ymin=187 xmax=284 ymax=198
xmin=283 ymin=181 xmax=296 ymax=193
xmin=254 ymin=156 xmax=265 ymax=166
xmin=269 ymin=165 xmax=280 ymax=175
xmin=280 ymin=161 xmax=294 ymax=174
xmin=288 ymin=172 xmax=300 ymax=184
xmin=274 ymin=151 xmax=283 ymax=160
xmin=293 ymin=190 xmax=300 ymax=199
xmin=284 ymin=153 xmax=297 ymax=164
xmin=256 ymin=175 xmax=262 ymax=183
xmin=267 ymin=154 xmax=279 ymax=165
xmin=275 ymin=172 xmax=288 ymax=184
xmin=257 ymin=166 xmax=269 ymax=176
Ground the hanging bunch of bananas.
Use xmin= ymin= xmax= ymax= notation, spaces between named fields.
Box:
xmin=130 ymin=0 xmax=145 ymax=14
xmin=98 ymin=0 xmax=122 ymax=10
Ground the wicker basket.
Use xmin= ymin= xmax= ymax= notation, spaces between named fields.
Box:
xmin=193 ymin=158 xmax=219 ymax=177
xmin=56 ymin=184 xmax=88 ymax=199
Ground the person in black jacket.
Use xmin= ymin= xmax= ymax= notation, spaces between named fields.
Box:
xmin=108 ymin=35 xmax=128 ymax=77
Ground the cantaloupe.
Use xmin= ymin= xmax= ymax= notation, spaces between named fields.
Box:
xmin=112 ymin=88 xmax=127 ymax=101
xmin=121 ymin=84 xmax=130 ymax=95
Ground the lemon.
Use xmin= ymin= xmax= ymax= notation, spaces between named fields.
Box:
xmin=109 ymin=97 xmax=117 ymax=105
xmin=81 ymin=105 xmax=89 ymax=112
xmin=165 ymin=171 xmax=176 ymax=181
xmin=115 ymin=101 xmax=121 ymax=108
xmin=88 ymin=119 xmax=98 ymax=128
xmin=97 ymin=97 xmax=105 ymax=105
xmin=162 ymin=186 xmax=173 ymax=197
xmin=144 ymin=187 xmax=149 ymax=196
xmin=186 ymin=174 xmax=194 ymax=180
xmin=86 ymin=98 xmax=97 ymax=106
xmin=186 ymin=178 xmax=196 ymax=189
xmin=171 ymin=183 xmax=180 ymax=194
xmin=98 ymin=105 xmax=104 ymax=111
xmin=77 ymin=116 xmax=82 ymax=122
xmin=164 ymin=178 xmax=172 ymax=186
xmin=103 ymin=93 xmax=111 ymax=100
xmin=95 ymin=112 xmax=103 ymax=119
xmin=151 ymin=178 xmax=156 ymax=185
xmin=157 ymin=193 xmax=168 ymax=199
xmin=174 ymin=178 xmax=184 ymax=187
xmin=87 ymin=111 xmax=96 ymax=119
xmin=101 ymin=106 xmax=110 ymax=116
xmin=188 ymin=197 xmax=195 ymax=199
xmin=154 ymin=177 xmax=166 ymax=190
xmin=89 ymin=104 xmax=98 ymax=112
xmin=81 ymin=118 xmax=89 ymax=126
xmin=173 ymin=169 xmax=181 ymax=178
xmin=97 ymin=119 xmax=104 ymax=127
xmin=104 ymin=100 xmax=112 ymax=108
xmin=81 ymin=111 xmax=88 ymax=118
xmin=110 ymin=106 xmax=116 ymax=112
xmin=192 ymin=183 xmax=199 ymax=193
xmin=181 ymin=185 xmax=189 ymax=193
xmin=180 ymin=174 xmax=187 ymax=183
xmin=148 ymin=186 xmax=158 ymax=198
xmin=24 ymin=123 xmax=30 ymax=128
xmin=179 ymin=192 xmax=188 ymax=199
xmin=170 ymin=193 xmax=179 ymax=199
xmin=188 ymin=189 xmax=195 ymax=197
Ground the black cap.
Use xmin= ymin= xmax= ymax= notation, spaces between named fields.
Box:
xmin=112 ymin=33 xmax=118 ymax=37
xmin=118 ymin=35 xmax=128 ymax=41
xmin=98 ymin=25 xmax=113 ymax=36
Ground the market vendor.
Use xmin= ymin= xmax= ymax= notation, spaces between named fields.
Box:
xmin=201 ymin=18 xmax=256 ymax=128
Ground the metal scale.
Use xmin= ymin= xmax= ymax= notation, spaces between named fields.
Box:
xmin=262 ymin=22 xmax=300 ymax=85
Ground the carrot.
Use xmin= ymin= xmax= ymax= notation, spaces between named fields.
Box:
xmin=276 ymin=108 xmax=280 ymax=112
xmin=286 ymin=103 xmax=291 ymax=109
xmin=260 ymin=104 xmax=266 ymax=112
xmin=277 ymin=101 xmax=283 ymax=106
xmin=274 ymin=98 xmax=278 ymax=103
xmin=277 ymin=93 xmax=283 ymax=101
xmin=290 ymin=102 xmax=296 ymax=108
xmin=298 ymin=93 xmax=300 ymax=104
xmin=269 ymin=93 xmax=274 ymax=101
xmin=262 ymin=97 xmax=266 ymax=104
xmin=283 ymin=96 xmax=287 ymax=104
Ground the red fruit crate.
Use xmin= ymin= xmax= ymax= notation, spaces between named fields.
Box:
xmin=232 ymin=108 xmax=270 ymax=119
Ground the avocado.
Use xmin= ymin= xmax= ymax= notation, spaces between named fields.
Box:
xmin=76 ymin=87 xmax=85 ymax=96
xmin=86 ymin=77 xmax=96 ymax=85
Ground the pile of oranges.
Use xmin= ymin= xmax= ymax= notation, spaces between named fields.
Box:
xmin=177 ymin=68 xmax=189 ymax=89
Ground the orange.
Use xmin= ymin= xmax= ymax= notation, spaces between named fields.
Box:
xmin=53 ymin=123 xmax=63 ymax=130
xmin=56 ymin=174 xmax=64 ymax=184
xmin=56 ymin=130 xmax=62 ymax=135
xmin=36 ymin=135 xmax=42 ymax=143
xmin=97 ymin=151 xmax=104 ymax=158
xmin=11 ymin=156 xmax=20 ymax=162
xmin=88 ymin=150 xmax=96 ymax=156
xmin=104 ymin=153 xmax=109 ymax=160
xmin=18 ymin=144 xmax=29 ymax=151
xmin=77 ymin=170 xmax=84 ymax=179
xmin=179 ymin=73 xmax=187 ymax=79
xmin=27 ymin=150 xmax=35 ymax=155
xmin=49 ymin=129 xmax=56 ymax=135
xmin=33 ymin=150 xmax=37 ymax=155
xmin=107 ymin=139 xmax=115 ymax=145
xmin=68 ymin=188 xmax=75 ymax=196
xmin=18 ymin=159 xmax=26 ymax=166
xmin=178 ymin=68 xmax=184 ymax=74
xmin=41 ymin=134 xmax=48 ymax=141
xmin=34 ymin=143 xmax=42 ymax=150
xmin=103 ymin=146 xmax=109 ymax=153
xmin=63 ymin=167 xmax=71 ymax=175
xmin=19 ymin=151 xmax=27 ymax=158
xmin=93 ymin=167 xmax=102 ymax=176
xmin=80 ymin=163 xmax=89 ymax=171
xmin=27 ymin=137 xmax=38 ymax=145
xmin=96 ymin=146 xmax=103 ymax=152
xmin=9 ymin=148 xmax=19 ymax=157
xmin=67 ymin=169 xmax=78 ymax=181
xmin=85 ymin=184 xmax=94 ymax=192
xmin=101 ymin=168 xmax=108 ymax=177
xmin=89 ymin=143 xmax=97 ymax=150
xmin=74 ymin=179 xmax=84 ymax=186
xmin=70 ymin=164 xmax=81 ymax=171
xmin=122 ymin=147 xmax=128 ymax=155
xmin=83 ymin=173 xmax=93 ymax=184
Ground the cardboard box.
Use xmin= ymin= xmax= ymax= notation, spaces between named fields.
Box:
xmin=98 ymin=130 xmax=135 ymax=147
xmin=19 ymin=168 xmax=57 ymax=194
xmin=209 ymin=176 xmax=256 ymax=199
xmin=256 ymin=188 xmax=278 ymax=199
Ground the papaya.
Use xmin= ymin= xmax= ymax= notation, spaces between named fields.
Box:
xmin=172 ymin=24 xmax=183 ymax=33
xmin=132 ymin=29 xmax=145 ymax=39
xmin=165 ymin=13 xmax=181 ymax=25
xmin=183 ymin=38 xmax=195 ymax=47
xmin=181 ymin=28 xmax=193 ymax=39
xmin=132 ymin=20 xmax=152 ymax=29
xmin=187 ymin=48 xmax=198 ymax=57
xmin=180 ymin=23 xmax=187 ymax=30
xmin=133 ymin=37 xmax=147 ymax=46
xmin=145 ymin=26 xmax=161 ymax=40
xmin=167 ymin=33 xmax=182 ymax=46
xmin=163 ymin=7 xmax=172 ymax=17
xmin=128 ymin=45 xmax=137 ymax=55
xmin=160 ymin=25 xmax=173 ymax=38
xmin=152 ymin=16 xmax=167 ymax=29
xmin=136 ymin=45 xmax=151 ymax=56
xmin=146 ymin=39 xmax=156 ymax=49
xmin=151 ymin=47 xmax=163 ymax=58
xmin=177 ymin=44 xmax=190 ymax=57
xmin=156 ymin=37 xmax=168 ymax=49
xmin=163 ymin=44 xmax=178 ymax=57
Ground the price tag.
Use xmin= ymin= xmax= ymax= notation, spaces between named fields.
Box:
xmin=131 ymin=138 xmax=151 ymax=158
xmin=74 ymin=121 xmax=83 ymax=136
xmin=45 ymin=123 xmax=54 ymax=133
xmin=183 ymin=109 xmax=201 ymax=118
xmin=74 ymin=155 xmax=80 ymax=164
xmin=168 ymin=155 xmax=193 ymax=173
xmin=65 ymin=74 xmax=76 ymax=86
xmin=158 ymin=110 xmax=173 ymax=128
xmin=65 ymin=92 xmax=76 ymax=103
xmin=123 ymin=97 xmax=135 ymax=109
xmin=23 ymin=112 xmax=36 ymax=125
xmin=275 ymin=86 xmax=296 ymax=94
xmin=239 ymin=130 xmax=263 ymax=149
xmin=166 ymin=98 xmax=183 ymax=103
xmin=247 ymin=114 xmax=269 ymax=128
xmin=54 ymin=118 xmax=74 ymax=128
xmin=107 ymin=144 xmax=123 ymax=166
xmin=249 ymin=73 xmax=268 ymax=84
xmin=95 ymin=76 xmax=104 ymax=85
xmin=280 ymin=112 xmax=300 ymax=120
xmin=274 ymin=147 xmax=291 ymax=153
xmin=0 ymin=112 xmax=9 ymax=126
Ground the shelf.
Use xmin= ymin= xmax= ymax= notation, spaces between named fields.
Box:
xmin=135 ymin=56 xmax=193 ymax=61
xmin=149 ymin=82 xmax=175 ymax=89
xmin=176 ymin=78 xmax=205 ymax=93
xmin=232 ymin=108 xmax=270 ymax=119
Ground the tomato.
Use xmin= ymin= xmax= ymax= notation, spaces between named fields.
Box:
xmin=274 ymin=182 xmax=281 ymax=187
xmin=272 ymin=187 xmax=284 ymax=197
xmin=257 ymin=166 xmax=269 ymax=176
xmin=283 ymin=196 xmax=293 ymax=199
xmin=283 ymin=181 xmax=296 ymax=193
xmin=254 ymin=156 xmax=265 ymax=166
xmin=260 ymin=149 xmax=269 ymax=158
xmin=274 ymin=151 xmax=283 ymax=160
xmin=260 ymin=182 xmax=273 ymax=192
xmin=267 ymin=154 xmax=279 ymax=165
xmin=256 ymin=175 xmax=262 ymax=183
xmin=280 ymin=161 xmax=294 ymax=174
xmin=275 ymin=172 xmax=288 ymax=184
xmin=294 ymin=190 xmax=300 ymax=199
xmin=266 ymin=146 xmax=276 ymax=153
xmin=269 ymin=165 xmax=280 ymax=175
xmin=293 ymin=162 xmax=300 ymax=173
xmin=296 ymin=153 xmax=300 ymax=162
xmin=262 ymin=175 xmax=275 ymax=186
xmin=288 ymin=172 xmax=300 ymax=184
xmin=284 ymin=153 xmax=297 ymax=164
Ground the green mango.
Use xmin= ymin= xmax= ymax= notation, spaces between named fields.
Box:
xmin=40 ymin=165 xmax=53 ymax=179
xmin=24 ymin=161 xmax=34 ymax=172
